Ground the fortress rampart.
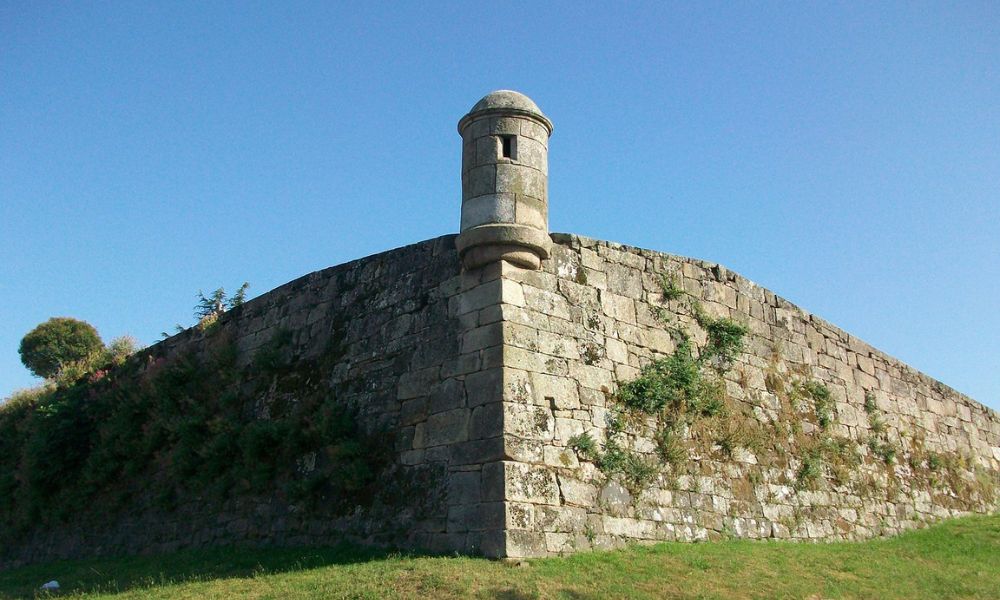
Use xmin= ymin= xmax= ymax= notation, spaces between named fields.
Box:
xmin=2 ymin=92 xmax=996 ymax=567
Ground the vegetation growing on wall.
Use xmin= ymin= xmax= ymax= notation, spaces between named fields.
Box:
xmin=570 ymin=276 xmax=750 ymax=495
xmin=570 ymin=269 xmax=998 ymax=512
xmin=0 ymin=323 xmax=390 ymax=540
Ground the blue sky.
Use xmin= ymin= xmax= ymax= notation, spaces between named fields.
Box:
xmin=1 ymin=2 xmax=997 ymax=411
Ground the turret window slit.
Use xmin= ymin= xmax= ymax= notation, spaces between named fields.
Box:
xmin=501 ymin=135 xmax=517 ymax=160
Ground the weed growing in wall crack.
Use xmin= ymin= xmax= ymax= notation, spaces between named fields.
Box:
xmin=863 ymin=393 xmax=897 ymax=466
xmin=800 ymin=380 xmax=833 ymax=430
xmin=659 ymin=273 xmax=684 ymax=302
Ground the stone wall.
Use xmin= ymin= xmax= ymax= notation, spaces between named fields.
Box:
xmin=493 ymin=233 xmax=999 ymax=557
xmin=4 ymin=231 xmax=998 ymax=567
xmin=2 ymin=234 xmax=511 ymax=567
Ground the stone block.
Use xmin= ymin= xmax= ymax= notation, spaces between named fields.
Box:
xmin=504 ymin=435 xmax=544 ymax=463
xmin=396 ymin=366 xmax=440 ymax=400
xmin=505 ymin=260 xmax=557 ymax=288
xmin=531 ymin=371 xmax=580 ymax=409
xmin=516 ymin=136 xmax=548 ymax=173
xmin=599 ymin=481 xmax=632 ymax=515
xmin=482 ymin=461 xmax=506 ymax=502
xmin=424 ymin=408 xmax=470 ymax=447
xmin=600 ymin=291 xmax=636 ymax=324
xmin=479 ymin=529 xmax=506 ymax=558
xmin=515 ymin=195 xmax=547 ymax=229
xmin=471 ymin=502 xmax=506 ymax=531
xmin=462 ymin=322 xmax=504 ymax=353
xmin=400 ymin=398 xmax=428 ymax=426
xmin=503 ymin=462 xmax=560 ymax=505
xmin=488 ymin=116 xmax=522 ymax=136
xmin=524 ymin=285 xmax=572 ymax=321
xmin=465 ymin=368 xmax=503 ymax=407
xmin=495 ymin=163 xmax=528 ymax=195
xmin=579 ymin=387 xmax=607 ymax=407
xmin=605 ymin=264 xmax=643 ymax=298
xmin=545 ymin=532 xmax=587 ymax=553
xmin=603 ymin=517 xmax=658 ymax=539
xmin=559 ymin=475 xmax=597 ymax=507
xmin=451 ymin=437 xmax=504 ymax=465
xmin=501 ymin=278 xmax=525 ymax=307
xmin=535 ymin=506 xmax=588 ymax=533
xmin=470 ymin=402 xmax=503 ymax=439
xmin=568 ymin=363 xmax=614 ymax=392
xmin=475 ymin=135 xmax=500 ymax=165
xmin=503 ymin=345 xmax=549 ymax=374
xmin=441 ymin=352 xmax=481 ymax=378
xmin=450 ymin=279 xmax=502 ymax=316
xmin=506 ymin=502 xmax=535 ymax=529
xmin=543 ymin=445 xmax=578 ymax=468
xmin=536 ymin=329 xmax=577 ymax=360
xmin=505 ymin=401 xmax=554 ymax=441
xmin=448 ymin=471 xmax=482 ymax=505
xmin=506 ymin=530 xmax=548 ymax=558
xmin=462 ymin=164 xmax=495 ymax=198
xmin=553 ymin=417 xmax=585 ymax=444
xmin=519 ymin=119 xmax=549 ymax=144
xmin=504 ymin=322 xmax=538 ymax=350
xmin=461 ymin=194 xmax=516 ymax=229
xmin=428 ymin=378 xmax=466 ymax=414
xmin=557 ymin=278 xmax=599 ymax=308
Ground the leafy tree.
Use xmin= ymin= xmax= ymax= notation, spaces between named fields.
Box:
xmin=19 ymin=317 xmax=104 ymax=379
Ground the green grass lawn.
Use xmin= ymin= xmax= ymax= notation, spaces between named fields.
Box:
xmin=2 ymin=514 xmax=998 ymax=599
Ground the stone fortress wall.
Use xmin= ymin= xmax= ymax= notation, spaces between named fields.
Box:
xmin=3 ymin=236 xmax=513 ymax=566
xmin=4 ymin=90 xmax=997 ymax=566
xmin=490 ymin=233 xmax=999 ymax=557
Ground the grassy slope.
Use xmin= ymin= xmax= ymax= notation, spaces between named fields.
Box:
xmin=1 ymin=514 xmax=998 ymax=599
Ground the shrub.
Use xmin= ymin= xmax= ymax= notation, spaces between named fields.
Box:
xmin=18 ymin=317 xmax=104 ymax=379
xmin=0 ymin=329 xmax=387 ymax=536
xmin=700 ymin=316 xmax=749 ymax=365
xmin=617 ymin=339 xmax=701 ymax=415
xmin=568 ymin=432 xmax=600 ymax=462
xmin=105 ymin=336 xmax=141 ymax=366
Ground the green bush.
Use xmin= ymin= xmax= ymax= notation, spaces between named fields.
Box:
xmin=568 ymin=432 xmax=600 ymax=461
xmin=699 ymin=316 xmax=749 ymax=365
xmin=18 ymin=317 xmax=104 ymax=379
xmin=0 ymin=330 xmax=387 ymax=538
xmin=617 ymin=339 xmax=702 ymax=415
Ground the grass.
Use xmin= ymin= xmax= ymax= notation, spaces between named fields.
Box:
xmin=2 ymin=514 xmax=998 ymax=599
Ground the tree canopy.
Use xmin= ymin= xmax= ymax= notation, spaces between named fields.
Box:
xmin=18 ymin=317 xmax=104 ymax=379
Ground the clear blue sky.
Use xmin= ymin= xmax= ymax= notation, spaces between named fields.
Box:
xmin=1 ymin=2 xmax=997 ymax=411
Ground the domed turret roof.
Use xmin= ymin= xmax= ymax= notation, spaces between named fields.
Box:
xmin=469 ymin=90 xmax=543 ymax=114
xmin=460 ymin=90 xmax=553 ymax=134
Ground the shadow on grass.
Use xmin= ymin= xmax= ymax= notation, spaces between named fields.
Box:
xmin=490 ymin=590 xmax=599 ymax=600
xmin=0 ymin=542 xmax=436 ymax=599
